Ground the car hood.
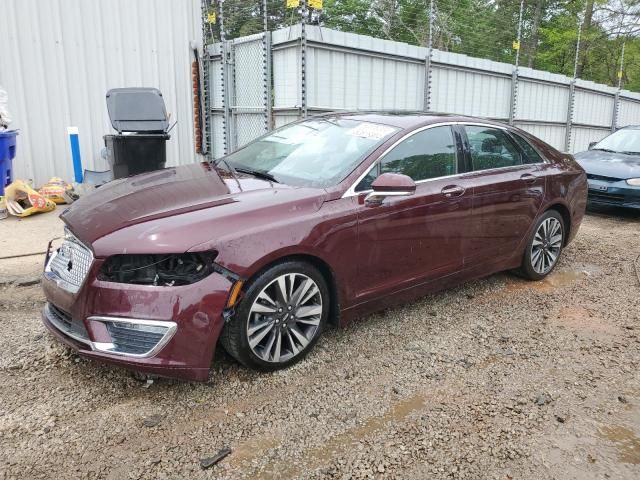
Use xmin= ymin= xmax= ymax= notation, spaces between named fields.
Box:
xmin=574 ymin=150 xmax=640 ymax=179
xmin=61 ymin=162 xmax=326 ymax=249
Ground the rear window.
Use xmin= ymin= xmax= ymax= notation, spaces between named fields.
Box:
xmin=511 ymin=133 xmax=545 ymax=164
xmin=465 ymin=126 xmax=522 ymax=171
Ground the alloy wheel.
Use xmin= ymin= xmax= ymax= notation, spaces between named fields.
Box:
xmin=247 ymin=273 xmax=323 ymax=363
xmin=530 ymin=217 xmax=563 ymax=275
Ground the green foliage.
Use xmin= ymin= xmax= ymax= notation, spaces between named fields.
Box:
xmin=213 ymin=0 xmax=640 ymax=91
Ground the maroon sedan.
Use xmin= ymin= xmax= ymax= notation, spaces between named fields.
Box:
xmin=41 ymin=113 xmax=587 ymax=381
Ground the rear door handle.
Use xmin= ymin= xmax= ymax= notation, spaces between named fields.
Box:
xmin=520 ymin=173 xmax=538 ymax=184
xmin=441 ymin=185 xmax=465 ymax=198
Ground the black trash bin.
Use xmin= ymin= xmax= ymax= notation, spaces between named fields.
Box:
xmin=104 ymin=87 xmax=170 ymax=179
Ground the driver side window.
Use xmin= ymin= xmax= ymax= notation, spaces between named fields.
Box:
xmin=355 ymin=126 xmax=458 ymax=191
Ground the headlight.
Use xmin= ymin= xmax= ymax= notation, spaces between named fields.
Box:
xmin=98 ymin=252 xmax=217 ymax=286
xmin=627 ymin=178 xmax=640 ymax=186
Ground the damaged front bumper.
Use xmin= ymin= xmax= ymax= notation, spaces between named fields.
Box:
xmin=41 ymin=256 xmax=234 ymax=381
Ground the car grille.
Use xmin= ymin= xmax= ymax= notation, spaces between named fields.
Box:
xmin=586 ymin=173 xmax=622 ymax=183
xmin=44 ymin=303 xmax=90 ymax=345
xmin=46 ymin=232 xmax=93 ymax=292
xmin=105 ymin=322 xmax=168 ymax=356
xmin=588 ymin=191 xmax=625 ymax=205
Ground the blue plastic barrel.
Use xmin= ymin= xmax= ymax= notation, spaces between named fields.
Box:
xmin=0 ymin=130 xmax=18 ymax=195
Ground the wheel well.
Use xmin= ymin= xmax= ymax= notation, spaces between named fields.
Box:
xmin=546 ymin=204 xmax=571 ymax=245
xmin=248 ymin=254 xmax=341 ymax=327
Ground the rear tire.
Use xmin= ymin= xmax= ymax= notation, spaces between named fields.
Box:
xmin=518 ymin=210 xmax=565 ymax=281
xmin=221 ymin=260 xmax=329 ymax=371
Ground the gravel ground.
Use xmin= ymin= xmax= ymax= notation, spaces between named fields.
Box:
xmin=1 ymin=210 xmax=639 ymax=480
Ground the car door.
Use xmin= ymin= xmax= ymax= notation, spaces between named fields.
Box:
xmin=462 ymin=125 xmax=546 ymax=268
xmin=352 ymin=125 xmax=474 ymax=301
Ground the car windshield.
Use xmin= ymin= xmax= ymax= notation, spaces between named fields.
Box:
xmin=221 ymin=118 xmax=399 ymax=188
xmin=593 ymin=128 xmax=640 ymax=154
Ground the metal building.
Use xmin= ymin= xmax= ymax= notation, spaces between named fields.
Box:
xmin=0 ymin=0 xmax=203 ymax=186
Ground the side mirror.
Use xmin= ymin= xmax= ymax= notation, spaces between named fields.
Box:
xmin=364 ymin=173 xmax=416 ymax=206
xmin=588 ymin=141 xmax=597 ymax=150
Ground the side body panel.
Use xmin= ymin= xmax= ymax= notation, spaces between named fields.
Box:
xmin=353 ymin=176 xmax=473 ymax=304
xmin=464 ymin=165 xmax=545 ymax=267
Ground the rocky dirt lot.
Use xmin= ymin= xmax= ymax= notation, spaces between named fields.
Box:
xmin=0 ymin=210 xmax=639 ymax=480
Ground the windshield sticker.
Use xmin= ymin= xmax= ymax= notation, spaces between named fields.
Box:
xmin=348 ymin=123 xmax=396 ymax=140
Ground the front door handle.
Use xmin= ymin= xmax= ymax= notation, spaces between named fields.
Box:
xmin=520 ymin=173 xmax=538 ymax=184
xmin=441 ymin=185 xmax=465 ymax=198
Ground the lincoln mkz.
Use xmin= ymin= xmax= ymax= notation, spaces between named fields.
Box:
xmin=41 ymin=113 xmax=588 ymax=381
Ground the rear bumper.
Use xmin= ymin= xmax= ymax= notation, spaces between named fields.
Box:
xmin=41 ymin=260 xmax=234 ymax=382
xmin=587 ymin=180 xmax=640 ymax=209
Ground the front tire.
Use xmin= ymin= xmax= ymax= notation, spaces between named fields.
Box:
xmin=519 ymin=210 xmax=565 ymax=281
xmin=221 ymin=261 xmax=329 ymax=371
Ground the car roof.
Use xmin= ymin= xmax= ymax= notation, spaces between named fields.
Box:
xmin=315 ymin=111 xmax=509 ymax=130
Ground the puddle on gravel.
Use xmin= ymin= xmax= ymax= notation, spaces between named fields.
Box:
xmin=598 ymin=425 xmax=640 ymax=464
xmin=500 ymin=264 xmax=603 ymax=295
xmin=543 ymin=270 xmax=585 ymax=287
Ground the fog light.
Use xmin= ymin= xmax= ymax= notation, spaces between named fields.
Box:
xmin=87 ymin=316 xmax=177 ymax=358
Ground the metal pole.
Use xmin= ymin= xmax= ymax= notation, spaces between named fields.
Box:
xmin=612 ymin=42 xmax=625 ymax=132
xmin=201 ymin=0 xmax=211 ymax=156
xmin=300 ymin=0 xmax=308 ymax=118
xmin=219 ymin=0 xmax=229 ymax=154
xmin=573 ymin=10 xmax=584 ymax=80
xmin=617 ymin=41 xmax=626 ymax=90
xmin=263 ymin=0 xmax=272 ymax=131
xmin=564 ymin=80 xmax=575 ymax=152
xmin=509 ymin=0 xmax=524 ymax=125
xmin=566 ymin=10 xmax=584 ymax=152
xmin=514 ymin=0 xmax=524 ymax=69
xmin=423 ymin=0 xmax=435 ymax=112
xmin=263 ymin=0 xmax=268 ymax=33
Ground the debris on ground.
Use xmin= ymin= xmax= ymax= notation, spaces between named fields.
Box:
xmin=82 ymin=169 xmax=113 ymax=187
xmin=142 ymin=415 xmax=163 ymax=428
xmin=4 ymin=179 xmax=56 ymax=217
xmin=200 ymin=447 xmax=232 ymax=469
xmin=38 ymin=177 xmax=72 ymax=204
xmin=0 ymin=196 xmax=7 ymax=220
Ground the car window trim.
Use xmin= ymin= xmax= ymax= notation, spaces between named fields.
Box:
xmin=343 ymin=121 xmax=547 ymax=198
xmin=452 ymin=125 xmax=471 ymax=173
xmin=378 ymin=124 xmax=459 ymax=183
xmin=505 ymin=130 xmax=549 ymax=165
xmin=462 ymin=124 xmax=526 ymax=170
xmin=348 ymin=124 xmax=459 ymax=195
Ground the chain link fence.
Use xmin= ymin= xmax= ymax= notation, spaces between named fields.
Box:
xmin=202 ymin=0 xmax=273 ymax=158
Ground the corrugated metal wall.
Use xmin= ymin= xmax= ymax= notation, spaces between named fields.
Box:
xmin=0 ymin=0 xmax=202 ymax=186
xmin=619 ymin=95 xmax=640 ymax=127
xmin=258 ymin=25 xmax=640 ymax=156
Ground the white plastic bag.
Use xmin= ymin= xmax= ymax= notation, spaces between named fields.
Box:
xmin=0 ymin=85 xmax=12 ymax=129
